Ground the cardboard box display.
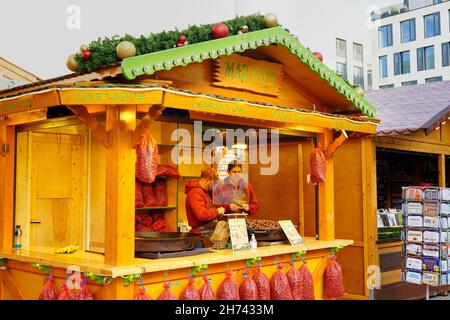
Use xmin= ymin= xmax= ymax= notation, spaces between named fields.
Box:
xmin=423 ymin=230 xmax=439 ymax=243
xmin=422 ymin=258 xmax=441 ymax=272
xmin=440 ymin=203 xmax=450 ymax=215
xmin=406 ymin=257 xmax=423 ymax=271
xmin=423 ymin=216 xmax=439 ymax=229
xmin=423 ymin=202 xmax=439 ymax=217
xmin=440 ymin=217 xmax=449 ymax=229
xmin=405 ymin=202 xmax=423 ymax=215
xmin=407 ymin=216 xmax=423 ymax=228
xmin=405 ymin=270 xmax=422 ymax=285
xmin=407 ymin=230 xmax=423 ymax=243
xmin=423 ymin=271 xmax=440 ymax=287
xmin=422 ymin=244 xmax=441 ymax=258
xmin=424 ymin=187 xmax=440 ymax=201
xmin=406 ymin=243 xmax=422 ymax=256
xmin=403 ymin=187 xmax=423 ymax=201
xmin=440 ymin=188 xmax=450 ymax=201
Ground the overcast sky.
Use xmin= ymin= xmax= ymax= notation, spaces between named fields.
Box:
xmin=0 ymin=0 xmax=399 ymax=79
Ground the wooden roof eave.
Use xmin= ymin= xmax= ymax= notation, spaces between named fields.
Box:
xmin=0 ymin=86 xmax=378 ymax=135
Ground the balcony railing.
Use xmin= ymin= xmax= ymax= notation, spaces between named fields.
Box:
xmin=371 ymin=0 xmax=449 ymax=21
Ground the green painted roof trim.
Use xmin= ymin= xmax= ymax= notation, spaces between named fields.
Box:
xmin=121 ymin=27 xmax=376 ymax=118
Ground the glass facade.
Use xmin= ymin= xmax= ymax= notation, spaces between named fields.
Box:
xmin=394 ymin=51 xmax=411 ymax=75
xmin=424 ymin=12 xmax=441 ymax=38
xmin=417 ymin=46 xmax=435 ymax=71
xmin=401 ymin=18 xmax=416 ymax=43
xmin=443 ymin=42 xmax=450 ymax=67
xmin=379 ymin=24 xmax=393 ymax=48
xmin=336 ymin=62 xmax=347 ymax=80
xmin=379 ymin=56 xmax=388 ymax=78
xmin=353 ymin=66 xmax=364 ymax=88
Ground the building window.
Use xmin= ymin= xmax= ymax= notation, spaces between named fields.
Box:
xmin=336 ymin=62 xmax=347 ymax=80
xmin=367 ymin=70 xmax=373 ymax=91
xmin=380 ymin=84 xmax=394 ymax=90
xmin=401 ymin=18 xmax=416 ymax=43
xmin=379 ymin=56 xmax=388 ymax=78
xmin=336 ymin=38 xmax=347 ymax=58
xmin=426 ymin=76 xmax=443 ymax=83
xmin=379 ymin=24 xmax=393 ymax=48
xmin=353 ymin=43 xmax=363 ymax=63
xmin=394 ymin=51 xmax=411 ymax=75
xmin=433 ymin=0 xmax=442 ymax=4
xmin=424 ymin=12 xmax=440 ymax=38
xmin=443 ymin=42 xmax=450 ymax=67
xmin=402 ymin=80 xmax=418 ymax=86
xmin=353 ymin=66 xmax=364 ymax=88
xmin=417 ymin=46 xmax=435 ymax=71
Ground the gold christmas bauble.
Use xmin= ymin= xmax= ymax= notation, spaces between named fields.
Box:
xmin=264 ymin=13 xmax=279 ymax=28
xmin=116 ymin=41 xmax=136 ymax=59
xmin=80 ymin=44 xmax=88 ymax=52
xmin=355 ymin=87 xmax=365 ymax=97
xmin=66 ymin=54 xmax=79 ymax=72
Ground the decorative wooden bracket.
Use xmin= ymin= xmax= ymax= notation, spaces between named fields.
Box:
xmin=191 ymin=264 xmax=208 ymax=277
xmin=325 ymin=130 xmax=348 ymax=159
xmin=66 ymin=105 xmax=109 ymax=149
xmin=121 ymin=273 xmax=141 ymax=286
xmin=133 ymin=105 xmax=165 ymax=147
xmin=84 ymin=272 xmax=113 ymax=285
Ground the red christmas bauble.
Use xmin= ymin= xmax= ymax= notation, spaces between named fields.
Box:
xmin=178 ymin=35 xmax=186 ymax=44
xmin=313 ymin=52 xmax=323 ymax=62
xmin=212 ymin=23 xmax=229 ymax=39
xmin=82 ymin=50 xmax=92 ymax=60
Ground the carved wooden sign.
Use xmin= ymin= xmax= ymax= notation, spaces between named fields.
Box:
xmin=213 ymin=55 xmax=284 ymax=96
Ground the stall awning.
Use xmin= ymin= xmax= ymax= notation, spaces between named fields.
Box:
xmin=365 ymin=81 xmax=450 ymax=136
xmin=0 ymin=84 xmax=378 ymax=134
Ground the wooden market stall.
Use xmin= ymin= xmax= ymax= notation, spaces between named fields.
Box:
xmin=0 ymin=15 xmax=378 ymax=300
xmin=332 ymin=82 xmax=450 ymax=300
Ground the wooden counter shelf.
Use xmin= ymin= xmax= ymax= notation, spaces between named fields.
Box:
xmin=0 ymin=238 xmax=352 ymax=278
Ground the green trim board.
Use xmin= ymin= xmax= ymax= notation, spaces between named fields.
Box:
xmin=122 ymin=27 xmax=376 ymax=118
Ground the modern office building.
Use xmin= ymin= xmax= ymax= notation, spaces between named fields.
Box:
xmin=371 ymin=0 xmax=450 ymax=89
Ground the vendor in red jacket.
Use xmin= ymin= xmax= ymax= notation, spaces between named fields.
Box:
xmin=213 ymin=161 xmax=259 ymax=215
xmin=185 ymin=167 xmax=225 ymax=235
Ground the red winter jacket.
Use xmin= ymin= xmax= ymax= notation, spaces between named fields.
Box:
xmin=185 ymin=180 xmax=219 ymax=235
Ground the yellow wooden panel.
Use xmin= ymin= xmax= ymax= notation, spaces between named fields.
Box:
xmin=381 ymin=269 xmax=402 ymax=286
xmin=302 ymin=141 xmax=316 ymax=238
xmin=89 ymin=134 xmax=106 ymax=251
xmin=334 ymin=140 xmax=364 ymax=242
xmin=336 ymin=246 xmax=365 ymax=296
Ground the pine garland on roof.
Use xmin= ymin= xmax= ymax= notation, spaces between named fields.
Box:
xmin=73 ymin=14 xmax=266 ymax=73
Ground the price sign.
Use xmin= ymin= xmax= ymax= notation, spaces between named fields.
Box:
xmin=228 ymin=218 xmax=249 ymax=251
xmin=279 ymin=220 xmax=304 ymax=246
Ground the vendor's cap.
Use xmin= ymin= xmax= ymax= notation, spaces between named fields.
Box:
xmin=200 ymin=167 xmax=218 ymax=181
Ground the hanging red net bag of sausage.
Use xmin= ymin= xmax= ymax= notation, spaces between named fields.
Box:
xmin=38 ymin=275 xmax=59 ymax=300
xmin=180 ymin=277 xmax=200 ymax=300
xmin=134 ymin=287 xmax=151 ymax=300
xmin=154 ymin=180 xmax=168 ymax=206
xmin=58 ymin=283 xmax=75 ymax=300
xmin=309 ymin=143 xmax=326 ymax=184
xmin=136 ymin=131 xmax=158 ymax=184
xmin=286 ymin=261 xmax=302 ymax=300
xmin=217 ymin=270 xmax=239 ymax=300
xmin=252 ymin=266 xmax=270 ymax=300
xmin=135 ymin=179 xmax=145 ymax=208
xmin=158 ymin=281 xmax=177 ymax=300
xmin=143 ymin=183 xmax=159 ymax=207
xmin=76 ymin=278 xmax=95 ymax=300
xmin=270 ymin=263 xmax=293 ymax=300
xmin=298 ymin=260 xmax=315 ymax=300
xmin=239 ymin=269 xmax=258 ymax=300
xmin=323 ymin=255 xmax=346 ymax=299
xmin=199 ymin=276 xmax=215 ymax=300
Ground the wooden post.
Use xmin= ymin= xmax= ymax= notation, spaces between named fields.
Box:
xmin=439 ymin=154 xmax=446 ymax=188
xmin=104 ymin=105 xmax=136 ymax=266
xmin=361 ymin=137 xmax=378 ymax=297
xmin=0 ymin=121 xmax=15 ymax=251
xmin=318 ymin=129 xmax=334 ymax=240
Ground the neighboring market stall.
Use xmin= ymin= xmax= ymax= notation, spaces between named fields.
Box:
xmin=336 ymin=82 xmax=450 ymax=300
xmin=0 ymin=14 xmax=378 ymax=300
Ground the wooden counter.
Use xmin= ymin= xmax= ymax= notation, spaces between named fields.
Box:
xmin=0 ymin=238 xmax=352 ymax=278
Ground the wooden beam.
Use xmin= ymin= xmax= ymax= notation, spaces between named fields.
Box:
xmin=318 ymin=129 xmax=335 ymax=241
xmin=298 ymin=144 xmax=305 ymax=236
xmin=361 ymin=137 xmax=378 ymax=297
xmin=67 ymin=105 xmax=109 ymax=149
xmin=0 ymin=270 xmax=25 ymax=300
xmin=0 ymin=121 xmax=15 ymax=250
xmin=325 ymin=130 xmax=348 ymax=159
xmin=4 ymin=109 xmax=47 ymax=126
xmin=104 ymin=105 xmax=136 ymax=266
xmin=439 ymin=154 xmax=446 ymax=187
xmin=132 ymin=105 xmax=165 ymax=147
